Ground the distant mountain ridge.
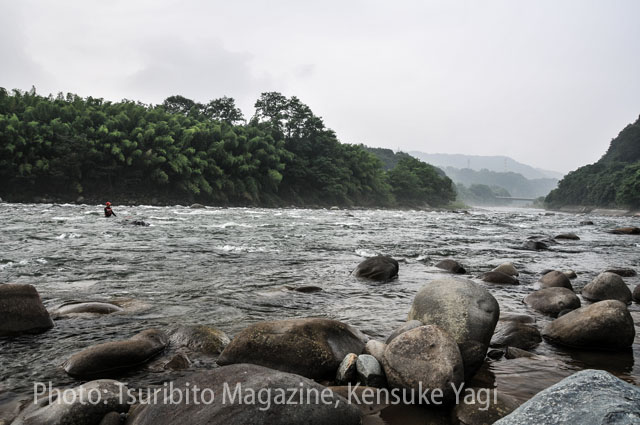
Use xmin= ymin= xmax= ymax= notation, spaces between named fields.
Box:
xmin=408 ymin=152 xmax=564 ymax=180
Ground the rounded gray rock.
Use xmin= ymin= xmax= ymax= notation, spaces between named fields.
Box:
xmin=335 ymin=353 xmax=358 ymax=385
xmin=382 ymin=325 xmax=464 ymax=402
xmin=542 ymin=300 xmax=635 ymax=350
xmin=524 ymin=287 xmax=581 ymax=317
xmin=356 ymin=354 xmax=386 ymax=388
xmin=538 ymin=271 xmax=573 ymax=290
xmin=582 ymin=272 xmax=632 ymax=304
xmin=482 ymin=271 xmax=519 ymax=285
xmin=363 ymin=339 xmax=386 ymax=364
xmin=55 ymin=301 xmax=123 ymax=315
xmin=64 ymin=329 xmax=168 ymax=378
xmin=354 ymin=256 xmax=399 ymax=281
xmin=490 ymin=322 xmax=541 ymax=350
xmin=492 ymin=262 xmax=519 ymax=276
xmin=385 ymin=320 xmax=423 ymax=344
xmin=0 ymin=284 xmax=54 ymax=337
xmin=435 ymin=259 xmax=466 ymax=274
xmin=217 ymin=318 xmax=366 ymax=380
xmin=169 ymin=325 xmax=230 ymax=355
xmin=407 ymin=278 xmax=499 ymax=378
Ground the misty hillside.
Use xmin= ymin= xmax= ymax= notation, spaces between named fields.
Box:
xmin=546 ymin=115 xmax=640 ymax=208
xmin=409 ymin=152 xmax=564 ymax=180
xmin=444 ymin=167 xmax=558 ymax=199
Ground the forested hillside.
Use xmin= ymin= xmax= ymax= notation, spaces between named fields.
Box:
xmin=444 ymin=167 xmax=558 ymax=199
xmin=546 ymin=116 xmax=640 ymax=208
xmin=0 ymin=88 xmax=456 ymax=207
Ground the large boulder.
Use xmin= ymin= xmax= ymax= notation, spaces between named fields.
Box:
xmin=407 ymin=278 xmax=499 ymax=378
xmin=542 ymin=300 xmax=635 ymax=350
xmin=0 ymin=284 xmax=54 ymax=336
xmin=169 ymin=325 xmax=230 ymax=355
xmin=354 ymin=256 xmax=399 ymax=281
xmin=385 ymin=320 xmax=423 ymax=344
xmin=481 ymin=271 xmax=519 ymax=285
xmin=582 ymin=272 xmax=632 ymax=304
xmin=64 ymin=329 xmax=168 ymax=378
xmin=538 ymin=271 xmax=573 ymax=290
xmin=490 ymin=322 xmax=541 ymax=350
xmin=524 ymin=287 xmax=581 ymax=317
xmin=609 ymin=226 xmax=640 ymax=235
xmin=382 ymin=325 xmax=464 ymax=402
xmin=217 ymin=318 xmax=366 ymax=380
xmin=11 ymin=380 xmax=129 ymax=425
xmin=128 ymin=364 xmax=361 ymax=425
xmin=435 ymin=259 xmax=466 ymax=274
xmin=494 ymin=369 xmax=640 ymax=425
xmin=492 ymin=262 xmax=519 ymax=276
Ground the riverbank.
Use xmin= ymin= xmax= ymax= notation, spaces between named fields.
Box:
xmin=548 ymin=205 xmax=640 ymax=217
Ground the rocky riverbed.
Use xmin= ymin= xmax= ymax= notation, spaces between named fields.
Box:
xmin=1 ymin=203 xmax=639 ymax=424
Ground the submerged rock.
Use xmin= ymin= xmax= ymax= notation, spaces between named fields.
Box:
xmin=542 ymin=300 xmax=635 ymax=350
xmin=163 ymin=353 xmax=191 ymax=370
xmin=354 ymin=255 xmax=399 ymax=281
xmin=217 ymin=318 xmax=366 ymax=380
xmin=609 ymin=226 xmax=640 ymax=235
xmin=582 ymin=272 xmax=632 ymax=304
xmin=499 ymin=313 xmax=535 ymax=324
xmin=169 ymin=325 xmax=230 ymax=355
xmin=12 ymin=380 xmax=129 ymax=425
xmin=382 ymin=325 xmax=464 ymax=402
xmin=452 ymin=388 xmax=519 ymax=425
xmin=521 ymin=240 xmax=549 ymax=251
xmin=127 ymin=364 xmax=361 ymax=425
xmin=492 ymin=262 xmax=519 ymax=276
xmin=524 ymin=287 xmax=581 ymax=317
xmin=64 ymin=329 xmax=168 ymax=378
xmin=54 ymin=301 xmax=123 ymax=315
xmin=605 ymin=268 xmax=637 ymax=277
xmin=0 ymin=284 xmax=54 ymax=337
xmin=481 ymin=271 xmax=519 ymax=285
xmin=435 ymin=259 xmax=467 ymax=274
xmin=555 ymin=233 xmax=580 ymax=240
xmin=190 ymin=203 xmax=205 ymax=209
xmin=579 ymin=220 xmax=594 ymax=225
xmin=538 ymin=271 xmax=573 ymax=290
xmin=407 ymin=278 xmax=499 ymax=378
xmin=494 ymin=369 xmax=640 ymax=425
xmin=490 ymin=322 xmax=541 ymax=350
xmin=504 ymin=347 xmax=536 ymax=359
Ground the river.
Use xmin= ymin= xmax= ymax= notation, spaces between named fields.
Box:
xmin=0 ymin=203 xmax=638 ymax=419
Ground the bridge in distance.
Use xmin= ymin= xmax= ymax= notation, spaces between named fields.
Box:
xmin=495 ymin=197 xmax=537 ymax=202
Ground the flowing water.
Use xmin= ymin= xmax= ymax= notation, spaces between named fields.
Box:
xmin=1 ymin=204 xmax=639 ymax=416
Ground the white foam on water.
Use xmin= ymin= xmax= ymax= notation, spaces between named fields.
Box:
xmin=355 ymin=248 xmax=378 ymax=257
xmin=56 ymin=233 xmax=82 ymax=240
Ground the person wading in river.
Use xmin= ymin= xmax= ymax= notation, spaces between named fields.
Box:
xmin=104 ymin=202 xmax=117 ymax=217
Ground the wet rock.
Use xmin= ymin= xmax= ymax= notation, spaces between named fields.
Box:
xmin=99 ymin=411 xmax=122 ymax=425
xmin=127 ymin=220 xmax=149 ymax=226
xmin=356 ymin=354 xmax=386 ymax=388
xmin=284 ymin=285 xmax=323 ymax=293
xmin=542 ymin=300 xmax=635 ymax=350
xmin=492 ymin=262 xmax=519 ymax=276
xmin=435 ymin=259 xmax=467 ymax=274
xmin=0 ymin=284 xmax=54 ymax=337
xmin=504 ymin=347 xmax=536 ymax=359
xmin=0 ymin=392 xmax=27 ymax=425
xmin=407 ymin=278 xmax=499 ymax=378
xmin=634 ymin=285 xmax=640 ymax=303
xmin=481 ymin=271 xmax=519 ymax=285
xmin=64 ymin=329 xmax=168 ymax=378
xmin=563 ymin=270 xmax=577 ymax=279
xmin=12 ymin=380 xmax=129 ymax=425
xmin=499 ymin=313 xmax=535 ymax=324
xmin=452 ymin=388 xmax=519 ymax=425
xmin=163 ymin=353 xmax=191 ymax=370
xmin=609 ymin=226 xmax=640 ymax=235
xmin=490 ymin=322 xmax=541 ymax=350
xmin=382 ymin=325 xmax=464 ymax=402
xmin=169 ymin=325 xmax=230 ymax=355
xmin=557 ymin=309 xmax=573 ymax=317
xmin=487 ymin=349 xmax=504 ymax=359
xmin=217 ymin=318 xmax=366 ymax=380
xmin=520 ymin=240 xmax=549 ymax=251
xmin=385 ymin=320 xmax=423 ymax=344
xmin=580 ymin=220 xmax=594 ymax=225
xmin=336 ymin=353 xmax=358 ymax=385
xmin=127 ymin=364 xmax=361 ymax=425
xmin=604 ymin=267 xmax=637 ymax=277
xmin=354 ymin=255 xmax=399 ymax=281
xmin=538 ymin=271 xmax=573 ymax=290
xmin=363 ymin=339 xmax=386 ymax=364
xmin=524 ymin=287 xmax=581 ymax=317
xmin=190 ymin=203 xmax=205 ymax=209
xmin=54 ymin=301 xmax=123 ymax=315
xmin=582 ymin=272 xmax=632 ymax=304
xmin=555 ymin=233 xmax=580 ymax=240
xmin=494 ymin=369 xmax=640 ymax=425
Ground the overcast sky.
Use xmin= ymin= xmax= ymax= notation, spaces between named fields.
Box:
xmin=2 ymin=0 xmax=639 ymax=173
